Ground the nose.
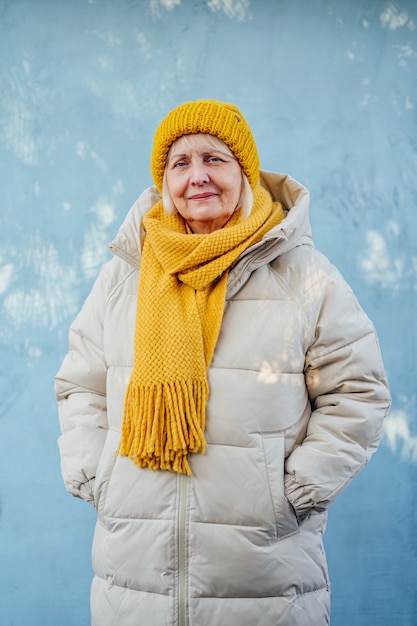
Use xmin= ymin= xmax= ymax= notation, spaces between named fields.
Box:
xmin=190 ymin=161 xmax=209 ymax=185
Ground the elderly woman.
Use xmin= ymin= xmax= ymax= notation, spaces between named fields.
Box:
xmin=56 ymin=99 xmax=391 ymax=625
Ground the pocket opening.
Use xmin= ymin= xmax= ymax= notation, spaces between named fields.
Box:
xmin=261 ymin=435 xmax=299 ymax=540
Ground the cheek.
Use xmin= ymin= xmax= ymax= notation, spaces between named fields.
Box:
xmin=227 ymin=170 xmax=243 ymax=204
xmin=227 ymin=182 xmax=242 ymax=209
xmin=166 ymin=176 xmax=182 ymax=200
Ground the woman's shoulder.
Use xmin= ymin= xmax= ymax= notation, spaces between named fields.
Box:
xmin=267 ymin=243 xmax=364 ymax=323
xmin=109 ymin=186 xmax=161 ymax=264
xmin=97 ymin=256 xmax=139 ymax=298
xmin=95 ymin=185 xmax=162 ymax=296
xmin=90 ymin=254 xmax=139 ymax=304
xmin=271 ymin=243 xmax=340 ymax=291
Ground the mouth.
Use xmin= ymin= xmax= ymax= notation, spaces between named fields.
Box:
xmin=189 ymin=192 xmax=216 ymax=200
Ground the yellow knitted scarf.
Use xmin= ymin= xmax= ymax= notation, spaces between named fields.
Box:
xmin=119 ymin=185 xmax=285 ymax=474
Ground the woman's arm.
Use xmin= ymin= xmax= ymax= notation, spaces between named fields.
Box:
xmin=55 ymin=267 xmax=110 ymax=505
xmin=285 ymin=269 xmax=391 ymax=517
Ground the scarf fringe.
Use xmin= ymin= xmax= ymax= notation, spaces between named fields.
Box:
xmin=119 ymin=379 xmax=208 ymax=475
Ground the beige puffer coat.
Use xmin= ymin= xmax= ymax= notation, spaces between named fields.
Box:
xmin=56 ymin=171 xmax=391 ymax=626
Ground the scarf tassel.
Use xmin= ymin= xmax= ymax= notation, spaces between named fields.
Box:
xmin=119 ymin=379 xmax=208 ymax=475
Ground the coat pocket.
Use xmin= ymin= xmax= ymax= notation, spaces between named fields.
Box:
xmin=262 ymin=435 xmax=299 ymax=539
xmin=93 ymin=430 xmax=120 ymax=519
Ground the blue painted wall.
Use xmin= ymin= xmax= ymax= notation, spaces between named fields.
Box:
xmin=1 ymin=1 xmax=416 ymax=624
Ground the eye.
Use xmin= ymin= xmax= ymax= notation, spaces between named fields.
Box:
xmin=172 ymin=159 xmax=187 ymax=168
xmin=205 ymin=155 xmax=223 ymax=163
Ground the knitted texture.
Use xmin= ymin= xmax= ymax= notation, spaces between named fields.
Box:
xmin=119 ymin=185 xmax=286 ymax=475
xmin=150 ymin=99 xmax=260 ymax=192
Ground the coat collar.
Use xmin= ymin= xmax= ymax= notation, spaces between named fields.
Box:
xmin=109 ymin=172 xmax=313 ymax=284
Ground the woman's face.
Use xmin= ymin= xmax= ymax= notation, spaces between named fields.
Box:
xmin=165 ymin=134 xmax=243 ymax=234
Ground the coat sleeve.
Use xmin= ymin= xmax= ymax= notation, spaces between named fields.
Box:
xmin=55 ymin=265 xmax=111 ymax=505
xmin=284 ymin=266 xmax=391 ymax=517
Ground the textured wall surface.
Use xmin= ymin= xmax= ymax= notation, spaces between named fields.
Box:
xmin=0 ymin=0 xmax=416 ymax=624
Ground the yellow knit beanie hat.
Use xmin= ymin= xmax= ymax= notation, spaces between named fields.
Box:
xmin=150 ymin=99 xmax=260 ymax=192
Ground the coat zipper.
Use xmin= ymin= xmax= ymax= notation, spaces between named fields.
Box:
xmin=178 ymin=474 xmax=187 ymax=626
